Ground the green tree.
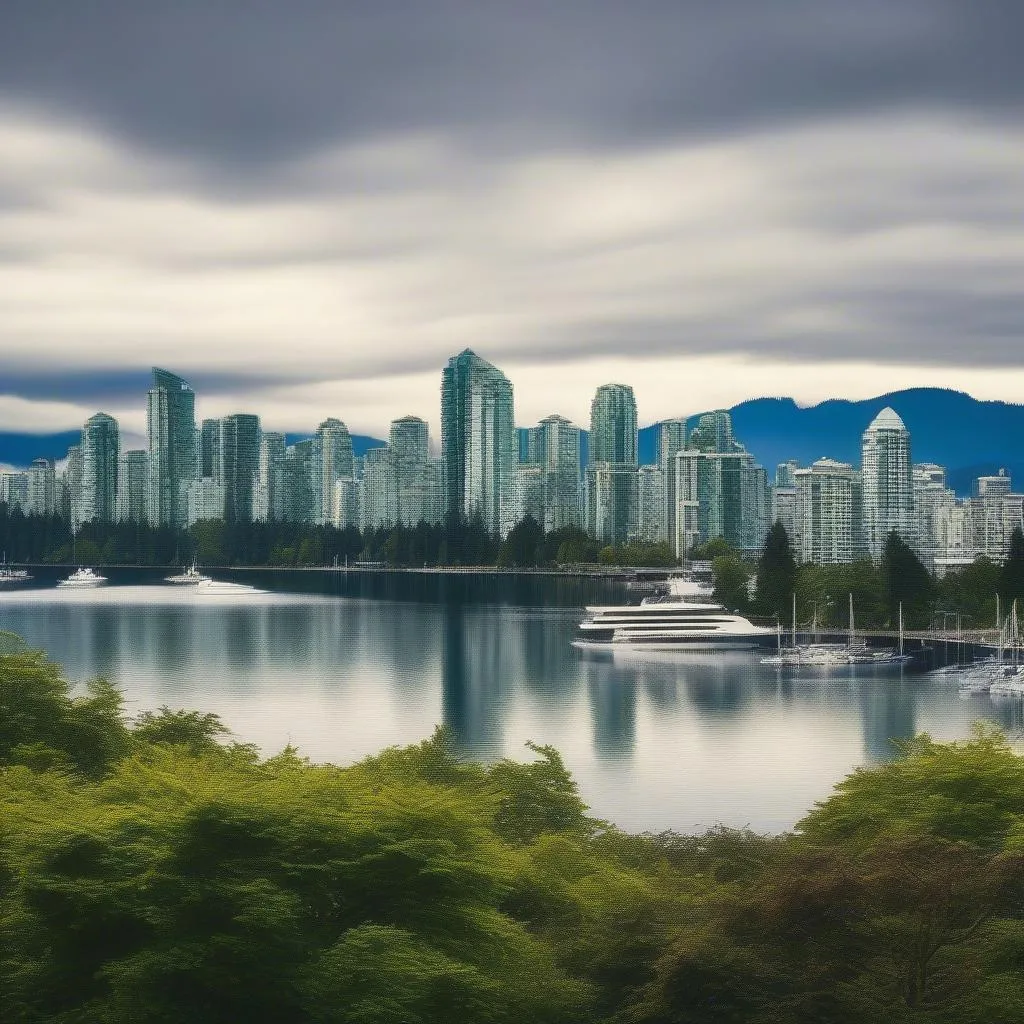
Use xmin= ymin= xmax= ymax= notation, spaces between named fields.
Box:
xmin=711 ymin=555 xmax=751 ymax=612
xmin=497 ymin=516 xmax=544 ymax=568
xmin=881 ymin=531 xmax=933 ymax=628
xmin=1000 ymin=526 xmax=1024 ymax=612
xmin=754 ymin=521 xmax=797 ymax=620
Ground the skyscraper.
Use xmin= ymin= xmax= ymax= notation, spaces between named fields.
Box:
xmin=27 ymin=458 xmax=56 ymax=517
xmin=861 ymin=407 xmax=914 ymax=560
xmin=793 ymin=458 xmax=864 ymax=564
xmin=63 ymin=444 xmax=83 ymax=527
xmin=360 ymin=446 xmax=397 ymax=531
xmin=200 ymin=418 xmax=219 ymax=478
xmin=284 ymin=440 xmax=317 ymax=523
xmin=590 ymin=385 xmax=638 ymax=464
xmin=634 ymin=465 xmax=667 ymax=545
xmin=217 ymin=413 xmax=261 ymax=523
xmin=147 ymin=368 xmax=197 ymax=527
xmin=80 ymin=412 xmax=120 ymax=523
xmin=317 ymin=418 xmax=354 ymax=525
xmin=657 ymin=419 xmax=687 ymax=550
xmin=524 ymin=414 xmax=583 ymax=531
xmin=390 ymin=415 xmax=430 ymax=526
xmin=440 ymin=349 xmax=516 ymax=536
xmin=116 ymin=450 xmax=149 ymax=523
xmin=588 ymin=385 xmax=638 ymax=545
xmin=254 ymin=432 xmax=287 ymax=523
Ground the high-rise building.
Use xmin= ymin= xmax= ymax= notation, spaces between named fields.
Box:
xmin=116 ymin=451 xmax=149 ymax=523
xmin=185 ymin=477 xmax=226 ymax=526
xmin=332 ymin=477 xmax=361 ymax=529
xmin=217 ymin=413 xmax=261 ymax=523
xmin=253 ymin=432 xmax=287 ymax=523
xmin=588 ymin=385 xmax=638 ymax=545
xmin=976 ymin=470 xmax=1013 ymax=497
xmin=80 ymin=412 xmax=120 ymax=524
xmin=674 ymin=411 xmax=769 ymax=554
xmin=966 ymin=471 xmax=1024 ymax=563
xmin=27 ymin=458 xmax=56 ymax=517
xmin=283 ymin=440 xmax=317 ymax=523
xmin=147 ymin=368 xmax=197 ymax=527
xmin=861 ymin=407 xmax=914 ymax=560
xmin=440 ymin=349 xmax=517 ymax=536
xmin=401 ymin=460 xmax=445 ymax=527
xmin=0 ymin=473 xmax=28 ymax=512
xmin=793 ymin=459 xmax=864 ymax=565
xmin=524 ymin=414 xmax=583 ymax=532
xmin=390 ymin=416 xmax=430 ymax=526
xmin=200 ymin=418 xmax=219 ymax=478
xmin=317 ymin=419 xmax=354 ymax=525
xmin=360 ymin=447 xmax=397 ymax=531
xmin=633 ymin=465 xmax=667 ymax=545
xmin=63 ymin=444 xmax=83 ymax=527
xmin=658 ymin=419 xmax=687 ymax=550
xmin=912 ymin=464 xmax=955 ymax=568
xmin=775 ymin=461 xmax=800 ymax=489
xmin=590 ymin=384 xmax=638 ymax=465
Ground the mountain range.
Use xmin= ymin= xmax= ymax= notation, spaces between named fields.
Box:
xmin=1 ymin=388 xmax=1020 ymax=498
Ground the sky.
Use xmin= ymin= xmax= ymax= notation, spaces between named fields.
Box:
xmin=1 ymin=1 xmax=1023 ymax=451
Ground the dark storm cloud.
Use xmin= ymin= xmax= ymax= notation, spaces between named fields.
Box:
xmin=0 ymin=1 xmax=1020 ymax=168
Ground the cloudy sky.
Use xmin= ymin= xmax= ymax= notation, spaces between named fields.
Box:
xmin=1 ymin=1 xmax=1022 ymax=448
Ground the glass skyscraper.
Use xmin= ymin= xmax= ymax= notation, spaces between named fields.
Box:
xmin=861 ymin=407 xmax=914 ymax=560
xmin=147 ymin=368 xmax=197 ymax=527
xmin=657 ymin=419 xmax=687 ymax=550
xmin=523 ymin=413 xmax=582 ymax=532
xmin=390 ymin=415 xmax=430 ymax=526
xmin=116 ymin=450 xmax=149 ymax=524
xmin=81 ymin=412 xmax=120 ymax=524
xmin=588 ymin=384 xmax=638 ymax=545
xmin=254 ymin=432 xmax=287 ymax=523
xmin=316 ymin=418 xmax=354 ymax=525
xmin=440 ymin=349 xmax=516 ymax=536
xmin=217 ymin=413 xmax=261 ymax=523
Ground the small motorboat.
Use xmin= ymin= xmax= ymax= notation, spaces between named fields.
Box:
xmin=57 ymin=567 xmax=107 ymax=588
xmin=0 ymin=555 xmax=32 ymax=584
xmin=164 ymin=560 xmax=211 ymax=585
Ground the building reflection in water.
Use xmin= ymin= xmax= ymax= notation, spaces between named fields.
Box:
xmin=859 ymin=678 xmax=918 ymax=761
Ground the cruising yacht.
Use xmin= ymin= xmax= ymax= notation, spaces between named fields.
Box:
xmin=164 ymin=561 xmax=211 ymax=585
xmin=57 ymin=567 xmax=107 ymax=588
xmin=194 ymin=578 xmax=267 ymax=596
xmin=574 ymin=577 xmax=775 ymax=651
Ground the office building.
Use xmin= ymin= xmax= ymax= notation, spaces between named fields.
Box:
xmin=185 ymin=477 xmax=226 ymax=526
xmin=861 ymin=407 xmax=914 ymax=560
xmin=524 ymin=414 xmax=583 ymax=531
xmin=27 ymin=458 xmax=56 ymax=517
xmin=912 ymin=464 xmax=955 ymax=567
xmin=440 ymin=349 xmax=517 ymax=536
xmin=115 ymin=451 xmax=149 ymax=523
xmin=588 ymin=385 xmax=638 ymax=545
xmin=283 ymin=440 xmax=317 ymax=523
xmin=0 ymin=473 xmax=28 ymax=512
xmin=360 ymin=446 xmax=397 ymax=531
xmin=658 ymin=419 xmax=687 ymax=550
xmin=775 ymin=461 xmax=800 ymax=489
xmin=253 ymin=432 xmax=287 ymax=523
xmin=317 ymin=418 xmax=354 ymax=525
xmin=793 ymin=459 xmax=864 ymax=565
xmin=147 ymin=368 xmax=197 ymax=527
xmin=216 ymin=414 xmax=261 ymax=523
xmin=200 ymin=418 xmax=219 ymax=478
xmin=80 ymin=412 xmax=120 ymax=524
xmin=390 ymin=416 xmax=430 ymax=526
xmin=634 ymin=465 xmax=667 ymax=545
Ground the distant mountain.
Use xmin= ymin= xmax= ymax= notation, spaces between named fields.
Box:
xmin=284 ymin=434 xmax=386 ymax=458
xmin=637 ymin=388 xmax=1024 ymax=496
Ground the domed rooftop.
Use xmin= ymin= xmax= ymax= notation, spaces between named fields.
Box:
xmin=867 ymin=406 xmax=906 ymax=431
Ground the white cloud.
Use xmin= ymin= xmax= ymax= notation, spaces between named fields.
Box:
xmin=1 ymin=105 xmax=1024 ymax=437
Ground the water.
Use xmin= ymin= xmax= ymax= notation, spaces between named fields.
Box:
xmin=0 ymin=568 xmax=1018 ymax=834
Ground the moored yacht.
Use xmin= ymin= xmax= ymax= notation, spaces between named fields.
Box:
xmin=575 ymin=576 xmax=775 ymax=651
xmin=195 ymin=578 xmax=267 ymax=596
xmin=164 ymin=560 xmax=211 ymax=584
xmin=57 ymin=567 xmax=107 ymax=588
xmin=0 ymin=555 xmax=32 ymax=584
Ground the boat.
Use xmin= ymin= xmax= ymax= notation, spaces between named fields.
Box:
xmin=194 ymin=578 xmax=267 ymax=596
xmin=164 ymin=560 xmax=211 ymax=585
xmin=57 ymin=567 xmax=108 ymax=588
xmin=574 ymin=575 xmax=776 ymax=651
xmin=0 ymin=554 xmax=31 ymax=584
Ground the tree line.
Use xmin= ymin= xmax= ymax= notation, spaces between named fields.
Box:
xmin=3 ymin=637 xmax=1024 ymax=1021
xmin=0 ymin=503 xmax=679 ymax=569
xmin=703 ymin=523 xmax=1024 ymax=631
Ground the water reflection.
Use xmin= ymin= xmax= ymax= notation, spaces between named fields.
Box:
xmin=0 ymin=577 xmax=1012 ymax=833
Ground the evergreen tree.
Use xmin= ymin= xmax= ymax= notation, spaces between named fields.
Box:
xmin=999 ymin=526 xmax=1024 ymax=612
xmin=881 ymin=531 xmax=933 ymax=629
xmin=755 ymin=521 xmax=797 ymax=620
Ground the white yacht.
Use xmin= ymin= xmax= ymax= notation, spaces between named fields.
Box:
xmin=57 ymin=567 xmax=107 ymax=588
xmin=0 ymin=555 xmax=31 ymax=584
xmin=164 ymin=561 xmax=211 ymax=585
xmin=575 ymin=577 xmax=775 ymax=651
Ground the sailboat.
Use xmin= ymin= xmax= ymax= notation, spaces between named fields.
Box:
xmin=989 ymin=601 xmax=1024 ymax=696
xmin=164 ymin=559 xmax=211 ymax=585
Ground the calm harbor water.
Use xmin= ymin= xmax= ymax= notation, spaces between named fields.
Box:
xmin=0 ymin=568 xmax=1018 ymax=834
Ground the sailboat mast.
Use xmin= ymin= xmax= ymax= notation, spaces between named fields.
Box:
xmin=898 ymin=601 xmax=904 ymax=658
xmin=792 ymin=592 xmax=797 ymax=648
xmin=849 ymin=592 xmax=855 ymax=646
